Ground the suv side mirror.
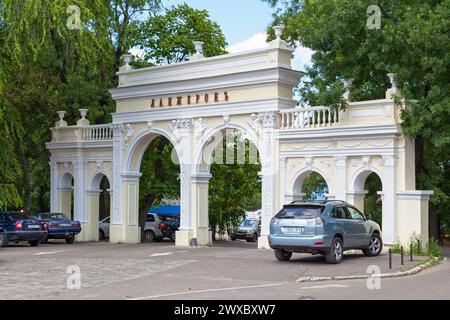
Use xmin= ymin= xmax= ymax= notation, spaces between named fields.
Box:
xmin=365 ymin=214 xmax=372 ymax=221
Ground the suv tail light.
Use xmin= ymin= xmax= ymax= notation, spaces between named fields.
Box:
xmin=158 ymin=223 xmax=167 ymax=230
xmin=49 ymin=223 xmax=59 ymax=228
xmin=315 ymin=217 xmax=324 ymax=225
xmin=15 ymin=221 xmax=23 ymax=230
xmin=72 ymin=222 xmax=80 ymax=228
xmin=270 ymin=217 xmax=280 ymax=224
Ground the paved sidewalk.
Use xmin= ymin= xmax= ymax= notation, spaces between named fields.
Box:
xmin=0 ymin=240 xmax=432 ymax=299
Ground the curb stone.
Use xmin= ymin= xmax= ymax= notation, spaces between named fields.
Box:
xmin=295 ymin=256 xmax=446 ymax=283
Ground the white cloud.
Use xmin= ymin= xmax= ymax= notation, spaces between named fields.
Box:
xmin=292 ymin=43 xmax=314 ymax=71
xmin=227 ymin=32 xmax=268 ymax=53
xmin=227 ymin=33 xmax=314 ymax=72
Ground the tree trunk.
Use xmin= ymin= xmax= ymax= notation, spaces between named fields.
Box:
xmin=16 ymin=144 xmax=31 ymax=211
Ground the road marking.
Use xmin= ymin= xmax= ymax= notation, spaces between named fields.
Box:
xmin=300 ymin=284 xmax=348 ymax=290
xmin=33 ymin=250 xmax=70 ymax=256
xmin=128 ymin=283 xmax=284 ymax=300
xmin=149 ymin=252 xmax=174 ymax=257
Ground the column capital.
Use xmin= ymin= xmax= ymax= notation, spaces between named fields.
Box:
xmin=191 ymin=172 xmax=212 ymax=184
xmin=334 ymin=155 xmax=347 ymax=167
xmin=121 ymin=171 xmax=142 ymax=181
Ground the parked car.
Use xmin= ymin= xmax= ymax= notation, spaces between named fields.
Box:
xmin=0 ymin=227 xmax=6 ymax=247
xmin=269 ymin=200 xmax=383 ymax=264
xmin=34 ymin=212 xmax=81 ymax=244
xmin=99 ymin=216 xmax=110 ymax=240
xmin=143 ymin=213 xmax=180 ymax=242
xmin=231 ymin=218 xmax=261 ymax=242
xmin=0 ymin=211 xmax=48 ymax=247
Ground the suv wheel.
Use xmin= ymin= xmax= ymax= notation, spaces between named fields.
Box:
xmin=65 ymin=235 xmax=75 ymax=244
xmin=0 ymin=231 xmax=8 ymax=247
xmin=274 ymin=249 xmax=292 ymax=261
xmin=144 ymin=230 xmax=155 ymax=242
xmin=325 ymin=237 xmax=344 ymax=264
xmin=363 ymin=234 xmax=383 ymax=257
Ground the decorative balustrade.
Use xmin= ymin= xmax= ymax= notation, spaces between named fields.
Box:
xmin=279 ymin=106 xmax=340 ymax=130
xmin=82 ymin=124 xmax=113 ymax=141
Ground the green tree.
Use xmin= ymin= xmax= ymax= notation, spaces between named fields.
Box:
xmin=135 ymin=3 xmax=227 ymax=64
xmin=209 ymin=133 xmax=261 ymax=239
xmin=263 ymin=0 xmax=450 ymax=240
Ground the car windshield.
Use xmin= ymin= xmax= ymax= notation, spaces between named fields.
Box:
xmin=275 ymin=205 xmax=324 ymax=219
xmin=10 ymin=212 xmax=35 ymax=220
xmin=240 ymin=219 xmax=257 ymax=227
xmin=39 ymin=213 xmax=68 ymax=220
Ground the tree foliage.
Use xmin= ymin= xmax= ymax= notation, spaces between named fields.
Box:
xmin=135 ymin=4 xmax=227 ymax=64
xmin=209 ymin=133 xmax=261 ymax=237
xmin=263 ymin=0 xmax=450 ymax=239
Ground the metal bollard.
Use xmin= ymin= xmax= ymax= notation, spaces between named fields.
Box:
xmin=410 ymin=243 xmax=413 ymax=261
xmin=417 ymin=240 xmax=421 ymax=255
xmin=400 ymin=246 xmax=404 ymax=265
xmin=388 ymin=249 xmax=392 ymax=269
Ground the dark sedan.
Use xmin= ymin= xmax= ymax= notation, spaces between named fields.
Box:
xmin=0 ymin=211 xmax=48 ymax=247
xmin=34 ymin=213 xmax=81 ymax=244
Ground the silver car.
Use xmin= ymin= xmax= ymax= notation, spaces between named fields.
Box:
xmin=143 ymin=213 xmax=164 ymax=242
xmin=99 ymin=214 xmax=164 ymax=242
xmin=269 ymin=200 xmax=383 ymax=264
xmin=99 ymin=216 xmax=110 ymax=240
xmin=231 ymin=218 xmax=261 ymax=242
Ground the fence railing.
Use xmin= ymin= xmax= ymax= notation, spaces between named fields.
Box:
xmin=82 ymin=124 xmax=113 ymax=141
xmin=279 ymin=107 xmax=340 ymax=130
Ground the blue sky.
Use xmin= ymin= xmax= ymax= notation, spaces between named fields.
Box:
xmin=147 ymin=0 xmax=313 ymax=71
xmin=162 ymin=0 xmax=274 ymax=45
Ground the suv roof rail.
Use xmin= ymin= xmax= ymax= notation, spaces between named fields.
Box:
xmin=288 ymin=199 xmax=348 ymax=205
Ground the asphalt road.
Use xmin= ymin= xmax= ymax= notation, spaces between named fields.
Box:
xmin=0 ymin=240 xmax=448 ymax=300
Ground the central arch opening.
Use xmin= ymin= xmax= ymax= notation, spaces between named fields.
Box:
xmin=200 ymin=128 xmax=262 ymax=245
xmin=138 ymin=135 xmax=180 ymax=243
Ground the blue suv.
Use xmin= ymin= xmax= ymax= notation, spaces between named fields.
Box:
xmin=269 ymin=201 xmax=383 ymax=264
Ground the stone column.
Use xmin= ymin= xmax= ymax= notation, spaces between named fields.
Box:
xmin=279 ymin=157 xmax=286 ymax=208
xmin=382 ymin=155 xmax=397 ymax=245
xmin=111 ymin=172 xmax=141 ymax=244
xmin=49 ymin=160 xmax=59 ymax=213
xmin=334 ymin=156 xmax=347 ymax=201
xmin=346 ymin=190 xmax=368 ymax=212
xmin=258 ymin=112 xmax=277 ymax=249
xmin=73 ymin=160 xmax=88 ymax=241
xmin=190 ymin=172 xmax=212 ymax=246
xmin=169 ymin=119 xmax=194 ymax=247
xmin=57 ymin=188 xmax=72 ymax=217
xmin=110 ymin=124 xmax=124 ymax=243
xmin=82 ymin=189 xmax=101 ymax=242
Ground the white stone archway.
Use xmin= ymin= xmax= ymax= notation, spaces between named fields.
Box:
xmin=46 ymin=28 xmax=433 ymax=247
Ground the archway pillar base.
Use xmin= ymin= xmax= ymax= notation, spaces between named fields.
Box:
xmin=76 ymin=223 xmax=91 ymax=242
xmin=175 ymin=228 xmax=212 ymax=247
xmin=397 ymin=191 xmax=433 ymax=246
xmin=258 ymin=235 xmax=270 ymax=249
xmin=109 ymin=225 xmax=141 ymax=244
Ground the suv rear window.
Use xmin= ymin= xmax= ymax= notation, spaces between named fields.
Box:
xmin=275 ymin=205 xmax=324 ymax=219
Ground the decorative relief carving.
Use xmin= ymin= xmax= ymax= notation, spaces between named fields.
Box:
xmin=122 ymin=124 xmax=135 ymax=151
xmin=195 ymin=118 xmax=208 ymax=141
xmin=260 ymin=112 xmax=275 ymax=128
xmin=223 ymin=115 xmax=230 ymax=127
xmin=362 ymin=156 xmax=371 ymax=168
